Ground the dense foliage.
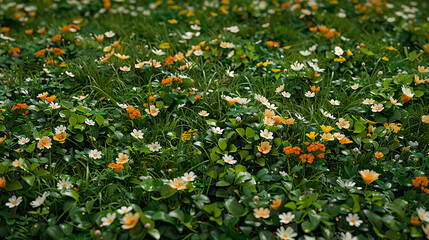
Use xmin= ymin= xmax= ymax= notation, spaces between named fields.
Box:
xmin=0 ymin=0 xmax=429 ymax=239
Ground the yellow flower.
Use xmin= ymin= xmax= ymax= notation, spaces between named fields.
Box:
xmin=120 ymin=212 xmax=140 ymax=229
xmin=257 ymin=141 xmax=272 ymax=154
xmin=374 ymin=152 xmax=384 ymax=159
xmin=271 ymin=199 xmax=281 ymax=210
xmin=359 ymin=169 xmax=380 ymax=184
xmin=382 ymin=57 xmax=389 ymax=61
xmin=384 ymin=46 xmax=398 ymax=51
xmin=168 ymin=19 xmax=178 ymax=24
xmin=253 ymin=207 xmax=270 ymax=219
xmin=347 ymin=49 xmax=353 ymax=56
xmin=305 ymin=132 xmax=318 ymax=140
xmin=159 ymin=42 xmax=170 ymax=49
xmin=282 ymin=46 xmax=291 ymax=50
xmin=320 ymin=125 xmax=334 ymax=133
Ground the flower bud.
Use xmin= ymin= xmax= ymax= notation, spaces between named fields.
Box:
xmin=144 ymin=223 xmax=151 ymax=229
xmin=253 ymin=196 xmax=259 ymax=203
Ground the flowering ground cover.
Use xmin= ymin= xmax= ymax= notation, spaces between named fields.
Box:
xmin=1 ymin=0 xmax=429 ymax=239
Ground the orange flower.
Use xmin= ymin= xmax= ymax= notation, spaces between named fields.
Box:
xmin=374 ymin=152 xmax=384 ymax=159
xmin=164 ymin=56 xmax=176 ymax=66
xmin=35 ymin=49 xmax=46 ymax=58
xmin=412 ymin=176 xmax=428 ymax=188
xmin=271 ymin=199 xmax=282 ymax=210
xmin=53 ymin=132 xmax=67 ymax=142
xmin=309 ymin=27 xmax=317 ymax=33
xmin=37 ymin=27 xmax=46 ymax=35
xmin=264 ymin=109 xmax=275 ymax=118
xmin=46 ymin=95 xmax=57 ymax=103
xmin=299 ymin=153 xmax=315 ymax=164
xmin=25 ymin=29 xmax=34 ymax=35
xmin=51 ymin=35 xmax=62 ymax=42
xmin=310 ymin=85 xmax=320 ymax=92
xmin=53 ymin=48 xmax=65 ymax=55
xmin=410 ymin=216 xmax=420 ymax=226
xmin=8 ymin=47 xmax=21 ymax=56
xmin=37 ymin=136 xmax=52 ymax=150
xmin=162 ymin=78 xmax=173 ymax=85
xmin=108 ymin=162 xmax=124 ymax=172
xmin=121 ymin=212 xmax=140 ymax=229
xmin=359 ymin=169 xmax=380 ymax=184
xmin=339 ymin=137 xmax=353 ymax=144
xmin=0 ymin=136 xmax=5 ymax=145
xmin=112 ymin=41 xmax=121 ymax=51
xmin=1 ymin=27 xmax=10 ymax=35
xmin=257 ymin=141 xmax=272 ymax=154
xmin=0 ymin=176 xmax=5 ymax=188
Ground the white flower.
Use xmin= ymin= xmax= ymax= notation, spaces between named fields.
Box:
xmin=341 ymin=232 xmax=357 ymax=240
xmin=131 ymin=129 xmax=144 ymax=139
xmin=6 ymin=195 xmax=23 ymax=208
xmin=193 ymin=49 xmax=203 ymax=56
xmin=346 ymin=213 xmax=363 ymax=227
xmin=276 ymin=226 xmax=297 ymax=240
xmin=198 ymin=111 xmax=210 ymax=117
xmin=190 ymin=24 xmax=201 ymax=30
xmin=212 ymin=127 xmax=224 ymax=135
xmin=54 ymin=125 xmax=67 ymax=134
xmin=57 ymin=178 xmax=72 ymax=190
xmin=226 ymin=69 xmax=237 ymax=77
xmin=117 ymin=103 xmax=128 ymax=109
xmin=320 ymin=108 xmax=336 ymax=119
xmin=65 ymin=71 xmax=75 ymax=77
xmin=117 ymin=206 xmax=133 ymax=214
xmin=226 ymin=26 xmax=239 ymax=33
xmin=152 ymin=49 xmax=165 ymax=56
xmin=223 ymin=155 xmax=237 ymax=165
xmin=182 ymin=172 xmax=197 ymax=182
xmin=334 ymin=46 xmax=344 ymax=56
xmin=279 ymin=171 xmax=287 ymax=177
xmin=290 ymin=61 xmax=304 ymax=71
xmin=278 ymin=212 xmax=295 ymax=224
xmin=18 ymin=137 xmax=30 ymax=145
xmin=417 ymin=207 xmax=429 ymax=223
xmin=300 ymin=50 xmax=311 ymax=56
xmin=30 ymin=192 xmax=50 ymax=208
xmin=89 ymin=149 xmax=103 ymax=159
xmin=237 ymin=98 xmax=250 ymax=105
xmin=371 ymin=104 xmax=384 ymax=112
xmin=329 ymin=99 xmax=340 ymax=106
xmin=50 ymin=102 xmax=61 ymax=109
xmin=12 ymin=158 xmax=25 ymax=168
xmin=148 ymin=142 xmax=162 ymax=152
xmin=402 ymin=85 xmax=414 ymax=97
xmin=351 ymin=83 xmax=359 ymax=90
xmin=260 ymin=129 xmax=273 ymax=139
xmin=281 ymin=91 xmax=291 ymax=98
xmin=305 ymin=91 xmax=315 ymax=98
xmin=85 ymin=119 xmax=95 ymax=126
xmin=101 ymin=212 xmax=116 ymax=226
xmin=104 ymin=31 xmax=115 ymax=37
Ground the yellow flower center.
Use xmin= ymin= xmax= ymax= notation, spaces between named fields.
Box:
xmin=285 ymin=217 xmax=290 ymax=221
xmin=94 ymin=154 xmax=98 ymax=157
xmin=63 ymin=184 xmax=67 ymax=188
xmin=351 ymin=219 xmax=355 ymax=223
xmin=108 ymin=219 xmax=112 ymax=223
xmin=12 ymin=201 xmax=17 ymax=205
xmin=283 ymin=234 xmax=288 ymax=238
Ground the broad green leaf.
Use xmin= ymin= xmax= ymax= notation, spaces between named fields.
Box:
xmin=225 ymin=198 xmax=244 ymax=217
xmin=47 ymin=226 xmax=64 ymax=240
xmin=245 ymin=127 xmax=255 ymax=138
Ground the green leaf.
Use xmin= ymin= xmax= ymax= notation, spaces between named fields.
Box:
xmin=284 ymin=202 xmax=297 ymax=210
xmin=59 ymin=223 xmax=73 ymax=236
xmin=351 ymin=194 xmax=360 ymax=213
xmin=236 ymin=128 xmax=245 ymax=137
xmin=160 ymin=185 xmax=177 ymax=199
xmin=148 ymin=229 xmax=161 ymax=240
xmin=216 ymin=180 xmax=231 ymax=187
xmin=361 ymin=48 xmax=374 ymax=56
xmin=364 ymin=209 xmax=383 ymax=231
xmin=245 ymin=127 xmax=255 ymax=138
xmin=95 ymin=114 xmax=104 ymax=126
xmin=218 ymin=140 xmax=227 ymax=151
xmin=22 ymin=175 xmax=35 ymax=186
xmin=69 ymin=114 xmax=78 ymax=126
xmin=225 ymin=198 xmax=244 ymax=217
xmin=5 ymin=179 xmax=23 ymax=191
xmin=26 ymin=142 xmax=36 ymax=153
xmin=47 ymin=226 xmax=65 ymax=240
xmin=191 ymin=194 xmax=210 ymax=209
xmin=62 ymin=190 xmax=79 ymax=201
xmin=259 ymin=230 xmax=275 ymax=240
xmin=353 ymin=122 xmax=365 ymax=133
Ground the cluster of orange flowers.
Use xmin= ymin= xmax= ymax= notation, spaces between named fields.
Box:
xmin=164 ymin=56 xmax=176 ymax=66
xmin=181 ymin=129 xmax=198 ymax=141
xmin=11 ymin=103 xmax=28 ymax=110
xmin=412 ymin=176 xmax=429 ymax=193
xmin=108 ymin=162 xmax=124 ymax=172
xmin=161 ymin=77 xmax=183 ymax=85
xmin=38 ymin=93 xmax=56 ymax=102
xmin=60 ymin=24 xmax=81 ymax=33
xmin=265 ymin=41 xmax=280 ymax=48
xmin=283 ymin=141 xmax=326 ymax=164
xmin=309 ymin=25 xmax=340 ymax=39
xmin=35 ymin=48 xmax=65 ymax=58
xmin=8 ymin=47 xmax=21 ymax=56
xmin=126 ymin=105 xmax=141 ymax=120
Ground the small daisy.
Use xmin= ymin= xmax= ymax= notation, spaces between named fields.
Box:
xmin=169 ymin=178 xmax=186 ymax=190
xmin=278 ymin=212 xmax=295 ymax=224
xmin=362 ymin=98 xmax=375 ymax=105
xmin=227 ymin=25 xmax=239 ymax=33
xmin=131 ymin=129 xmax=144 ymax=139
xmin=101 ymin=212 xmax=116 ymax=226
xmin=351 ymin=83 xmax=359 ymax=90
xmin=12 ymin=158 xmax=25 ymax=168
xmin=276 ymin=226 xmax=297 ymax=240
xmin=305 ymin=91 xmax=315 ymax=98
xmin=371 ymin=104 xmax=384 ymax=112
xmin=104 ymin=31 xmax=115 ymax=37
xmin=89 ymin=149 xmax=103 ymax=159
xmin=211 ymin=127 xmax=224 ymax=135
xmin=193 ymin=49 xmax=203 ymax=56
xmin=334 ymin=46 xmax=344 ymax=56
xmin=18 ymin=137 xmax=30 ymax=145
xmin=57 ymin=178 xmax=72 ymax=190
xmin=417 ymin=208 xmax=429 ymax=223
xmin=85 ymin=119 xmax=95 ymax=126
xmin=30 ymin=192 xmax=50 ymax=208
xmin=6 ymin=195 xmax=23 ymax=208
xmin=341 ymin=232 xmax=357 ymax=240
xmin=290 ymin=61 xmax=304 ymax=71
xmin=50 ymin=102 xmax=61 ymax=109
xmin=182 ymin=172 xmax=196 ymax=182
xmin=117 ymin=206 xmax=133 ymax=214
xmin=148 ymin=142 xmax=162 ymax=152
xmin=254 ymin=207 xmax=270 ymax=219
xmin=54 ymin=125 xmax=67 ymax=134
xmin=223 ymin=155 xmax=237 ymax=165
xmin=281 ymin=91 xmax=291 ymax=98
xmin=198 ymin=110 xmax=210 ymax=117
xmin=260 ymin=129 xmax=273 ymax=139
xmin=65 ymin=71 xmax=75 ymax=77
xmin=346 ymin=213 xmax=363 ymax=227
xmin=329 ymin=99 xmax=340 ymax=106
